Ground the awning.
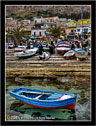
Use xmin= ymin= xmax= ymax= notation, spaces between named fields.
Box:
xmin=30 ymin=36 xmax=38 ymax=39
xmin=12 ymin=38 xmax=17 ymax=41
xmin=38 ymin=36 xmax=43 ymax=39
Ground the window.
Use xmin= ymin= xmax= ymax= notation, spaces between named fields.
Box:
xmin=44 ymin=20 xmax=46 ymax=24
xmin=35 ymin=20 xmax=37 ymax=24
xmin=34 ymin=32 xmax=36 ymax=36
xmin=50 ymin=19 xmax=52 ymax=22
xmin=71 ymin=30 xmax=73 ymax=32
xmin=77 ymin=29 xmax=80 ymax=32
xmin=39 ymin=31 xmax=41 ymax=36
xmin=84 ymin=29 xmax=88 ymax=33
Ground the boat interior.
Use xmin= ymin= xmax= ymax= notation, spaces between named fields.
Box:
xmin=19 ymin=91 xmax=72 ymax=101
xmin=20 ymin=92 xmax=51 ymax=100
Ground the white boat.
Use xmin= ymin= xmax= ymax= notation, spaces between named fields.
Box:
xmin=25 ymin=47 xmax=38 ymax=53
xmin=74 ymin=48 xmax=82 ymax=51
xmin=64 ymin=50 xmax=75 ymax=59
xmin=14 ymin=51 xmax=36 ymax=59
xmin=37 ymin=52 xmax=50 ymax=61
xmin=14 ymin=46 xmax=27 ymax=52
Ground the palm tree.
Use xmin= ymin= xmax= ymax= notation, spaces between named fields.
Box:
xmin=46 ymin=26 xmax=66 ymax=43
xmin=7 ymin=27 xmax=30 ymax=46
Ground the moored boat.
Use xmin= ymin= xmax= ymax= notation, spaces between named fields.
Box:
xmin=9 ymin=87 xmax=77 ymax=110
xmin=14 ymin=51 xmax=36 ymax=59
xmin=25 ymin=47 xmax=39 ymax=53
xmin=56 ymin=41 xmax=71 ymax=54
xmin=37 ymin=52 xmax=50 ymax=61
xmin=64 ymin=50 xmax=75 ymax=59
xmin=75 ymin=50 xmax=88 ymax=60
xmin=14 ymin=46 xmax=27 ymax=52
xmin=43 ymin=47 xmax=49 ymax=52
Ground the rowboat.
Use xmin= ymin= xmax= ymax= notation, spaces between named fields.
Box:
xmin=14 ymin=46 xmax=27 ymax=52
xmin=25 ymin=47 xmax=39 ymax=53
xmin=37 ymin=52 xmax=50 ymax=61
xmin=74 ymin=48 xmax=82 ymax=51
xmin=43 ymin=47 xmax=49 ymax=51
xmin=14 ymin=51 xmax=36 ymax=59
xmin=29 ymin=47 xmax=39 ymax=52
xmin=75 ymin=50 xmax=88 ymax=59
xmin=64 ymin=50 xmax=75 ymax=59
xmin=56 ymin=41 xmax=71 ymax=53
xmin=9 ymin=87 xmax=77 ymax=110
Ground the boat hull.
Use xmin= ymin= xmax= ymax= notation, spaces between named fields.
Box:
xmin=10 ymin=87 xmax=76 ymax=110
xmin=43 ymin=47 xmax=49 ymax=51
xmin=56 ymin=41 xmax=71 ymax=54
xmin=75 ymin=50 xmax=88 ymax=59
xmin=15 ymin=52 xmax=36 ymax=59
xmin=20 ymin=100 xmax=76 ymax=110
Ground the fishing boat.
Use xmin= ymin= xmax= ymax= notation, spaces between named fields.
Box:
xmin=88 ymin=47 xmax=91 ymax=55
xmin=14 ymin=51 xmax=36 ymax=59
xmin=43 ymin=47 xmax=49 ymax=52
xmin=25 ymin=47 xmax=39 ymax=53
xmin=37 ymin=52 xmax=50 ymax=61
xmin=9 ymin=87 xmax=77 ymax=110
xmin=14 ymin=46 xmax=27 ymax=52
xmin=56 ymin=41 xmax=71 ymax=54
xmin=74 ymin=48 xmax=82 ymax=51
xmin=64 ymin=50 xmax=75 ymax=59
xmin=75 ymin=50 xmax=88 ymax=60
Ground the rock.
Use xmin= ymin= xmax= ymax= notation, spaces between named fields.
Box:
xmin=75 ymin=102 xmax=91 ymax=120
xmin=32 ymin=112 xmax=41 ymax=117
xmin=57 ymin=77 xmax=70 ymax=83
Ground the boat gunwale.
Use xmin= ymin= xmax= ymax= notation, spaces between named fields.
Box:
xmin=9 ymin=89 xmax=76 ymax=102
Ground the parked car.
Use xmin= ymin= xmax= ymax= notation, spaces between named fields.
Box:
xmin=8 ymin=43 xmax=14 ymax=49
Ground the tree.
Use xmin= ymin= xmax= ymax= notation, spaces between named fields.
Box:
xmin=46 ymin=26 xmax=66 ymax=43
xmin=7 ymin=27 xmax=30 ymax=46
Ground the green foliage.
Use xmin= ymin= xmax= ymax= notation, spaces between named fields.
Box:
xmin=7 ymin=27 xmax=29 ymax=45
xmin=47 ymin=26 xmax=65 ymax=41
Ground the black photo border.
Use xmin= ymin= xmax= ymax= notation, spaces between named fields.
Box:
xmin=1 ymin=0 xmax=96 ymax=126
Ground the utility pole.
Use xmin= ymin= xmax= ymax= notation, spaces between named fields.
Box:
xmin=81 ymin=6 xmax=84 ymax=46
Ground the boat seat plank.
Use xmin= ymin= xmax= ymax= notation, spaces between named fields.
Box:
xmin=33 ymin=95 xmax=43 ymax=100
xmin=21 ymin=91 xmax=52 ymax=95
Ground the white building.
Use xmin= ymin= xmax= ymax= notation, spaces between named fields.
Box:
xmin=22 ymin=20 xmax=31 ymax=26
xmin=76 ymin=26 xmax=91 ymax=34
xmin=34 ymin=16 xmax=59 ymax=24
xmin=31 ymin=29 xmax=46 ymax=37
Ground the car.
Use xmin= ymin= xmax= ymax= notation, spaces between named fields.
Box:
xmin=8 ymin=43 xmax=14 ymax=49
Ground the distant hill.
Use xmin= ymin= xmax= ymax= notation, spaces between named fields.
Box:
xmin=6 ymin=5 xmax=91 ymax=21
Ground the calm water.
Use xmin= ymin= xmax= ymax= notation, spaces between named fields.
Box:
xmin=6 ymin=77 xmax=91 ymax=121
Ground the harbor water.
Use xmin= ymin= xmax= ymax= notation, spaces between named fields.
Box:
xmin=6 ymin=76 xmax=91 ymax=121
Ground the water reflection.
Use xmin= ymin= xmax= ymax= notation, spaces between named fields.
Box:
xmin=6 ymin=77 xmax=91 ymax=121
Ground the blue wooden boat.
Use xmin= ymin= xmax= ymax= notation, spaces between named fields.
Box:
xmin=9 ymin=87 xmax=77 ymax=110
xmin=75 ymin=50 xmax=88 ymax=59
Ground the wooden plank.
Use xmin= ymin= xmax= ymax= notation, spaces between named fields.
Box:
xmin=22 ymin=91 xmax=52 ymax=95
